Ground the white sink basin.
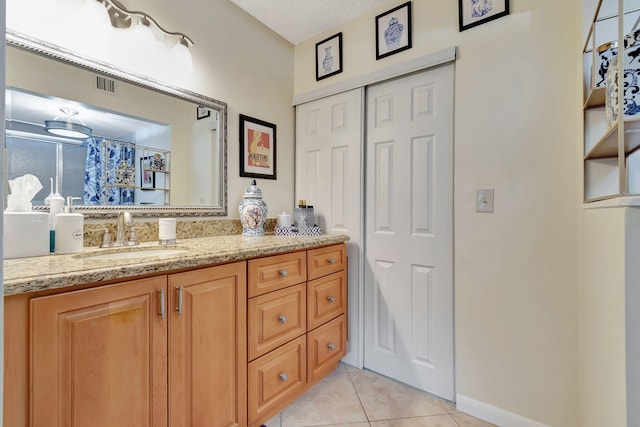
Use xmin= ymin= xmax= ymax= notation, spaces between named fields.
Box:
xmin=79 ymin=248 xmax=186 ymax=261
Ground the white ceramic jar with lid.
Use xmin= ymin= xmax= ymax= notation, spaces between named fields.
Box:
xmin=239 ymin=179 xmax=267 ymax=236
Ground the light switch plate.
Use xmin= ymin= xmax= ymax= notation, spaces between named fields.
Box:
xmin=476 ymin=189 xmax=494 ymax=213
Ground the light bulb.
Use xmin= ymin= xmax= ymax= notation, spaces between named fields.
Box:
xmin=171 ymin=38 xmax=193 ymax=75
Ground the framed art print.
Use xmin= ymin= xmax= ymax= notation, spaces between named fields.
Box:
xmin=459 ymin=0 xmax=510 ymax=31
xmin=196 ymin=106 xmax=211 ymax=120
xmin=140 ymin=156 xmax=155 ymax=189
xmin=239 ymin=114 xmax=277 ymax=179
xmin=376 ymin=2 xmax=412 ymax=60
xmin=316 ymin=32 xmax=343 ymax=81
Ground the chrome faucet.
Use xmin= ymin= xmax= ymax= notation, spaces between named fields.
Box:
xmin=114 ymin=211 xmax=132 ymax=247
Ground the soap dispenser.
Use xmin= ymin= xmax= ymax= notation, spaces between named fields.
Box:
xmin=44 ymin=177 xmax=64 ymax=252
xmin=55 ymin=196 xmax=84 ymax=254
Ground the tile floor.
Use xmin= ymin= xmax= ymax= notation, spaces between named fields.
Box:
xmin=263 ymin=363 xmax=496 ymax=427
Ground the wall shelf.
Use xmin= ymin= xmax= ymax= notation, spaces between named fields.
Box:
xmin=585 ymin=117 xmax=640 ymax=159
xmin=582 ymin=0 xmax=640 ymax=202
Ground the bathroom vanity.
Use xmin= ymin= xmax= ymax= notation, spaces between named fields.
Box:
xmin=3 ymin=234 xmax=348 ymax=427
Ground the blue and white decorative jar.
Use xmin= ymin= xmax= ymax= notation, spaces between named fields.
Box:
xmin=605 ymin=45 xmax=640 ymax=128
xmin=470 ymin=0 xmax=493 ymax=18
xmin=239 ymin=179 xmax=267 ymax=236
xmin=323 ymin=47 xmax=334 ymax=73
xmin=596 ymin=41 xmax=618 ymax=88
xmin=384 ymin=17 xmax=404 ymax=49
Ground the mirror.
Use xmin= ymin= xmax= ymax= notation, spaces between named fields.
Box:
xmin=5 ymin=30 xmax=227 ymax=217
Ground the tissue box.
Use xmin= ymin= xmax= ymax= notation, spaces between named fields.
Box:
xmin=4 ymin=212 xmax=49 ymax=259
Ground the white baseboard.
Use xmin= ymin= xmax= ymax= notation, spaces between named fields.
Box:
xmin=456 ymin=394 xmax=550 ymax=427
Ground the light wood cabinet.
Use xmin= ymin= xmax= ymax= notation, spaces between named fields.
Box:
xmin=31 ymin=276 xmax=168 ymax=427
xmin=5 ymin=242 xmax=347 ymax=427
xmin=168 ymin=263 xmax=247 ymax=427
xmin=247 ymin=244 xmax=347 ymax=427
xmin=28 ymin=262 xmax=246 ymax=427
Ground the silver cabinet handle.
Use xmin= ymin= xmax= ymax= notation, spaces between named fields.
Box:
xmin=328 ymin=343 xmax=336 ymax=350
xmin=279 ymin=372 xmax=288 ymax=382
xmin=176 ymin=286 xmax=184 ymax=315
xmin=327 ymin=295 xmax=335 ymax=303
xmin=159 ymin=288 xmax=165 ymax=320
xmin=279 ymin=269 xmax=288 ymax=277
xmin=279 ymin=315 xmax=287 ymax=324
xmin=328 ymin=257 xmax=335 ymax=264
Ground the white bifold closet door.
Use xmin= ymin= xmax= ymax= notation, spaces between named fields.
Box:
xmin=364 ymin=64 xmax=454 ymax=400
xmin=295 ymin=88 xmax=364 ymax=367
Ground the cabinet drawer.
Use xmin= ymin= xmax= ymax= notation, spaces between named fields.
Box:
xmin=248 ymin=336 xmax=306 ymax=424
xmin=307 ymin=271 xmax=347 ymax=331
xmin=248 ymin=251 xmax=307 ymax=297
xmin=307 ymin=244 xmax=346 ymax=280
xmin=307 ymin=314 xmax=347 ymax=385
xmin=248 ymin=284 xmax=306 ymax=360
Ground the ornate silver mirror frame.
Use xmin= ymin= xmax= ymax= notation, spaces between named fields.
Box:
xmin=5 ymin=29 xmax=228 ymax=218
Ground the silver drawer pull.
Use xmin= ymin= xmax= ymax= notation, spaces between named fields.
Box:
xmin=279 ymin=372 xmax=288 ymax=382
xmin=176 ymin=286 xmax=184 ymax=315
xmin=279 ymin=269 xmax=288 ymax=277
xmin=328 ymin=258 xmax=335 ymax=264
xmin=158 ymin=288 xmax=166 ymax=320
xmin=279 ymin=315 xmax=287 ymax=323
xmin=327 ymin=295 xmax=335 ymax=303
xmin=328 ymin=343 xmax=336 ymax=350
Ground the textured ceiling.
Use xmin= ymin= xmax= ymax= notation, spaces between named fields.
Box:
xmin=229 ymin=0 xmax=394 ymax=45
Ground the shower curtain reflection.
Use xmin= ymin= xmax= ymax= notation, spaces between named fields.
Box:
xmin=84 ymin=138 xmax=136 ymax=205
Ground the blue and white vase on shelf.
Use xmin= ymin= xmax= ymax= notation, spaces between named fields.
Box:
xmin=239 ymin=179 xmax=267 ymax=236
xmin=384 ymin=17 xmax=404 ymax=50
xmin=322 ymin=46 xmax=334 ymax=73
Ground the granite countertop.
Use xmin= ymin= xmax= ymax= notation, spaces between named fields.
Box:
xmin=4 ymin=233 xmax=349 ymax=297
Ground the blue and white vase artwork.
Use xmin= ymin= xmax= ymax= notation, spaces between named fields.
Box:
xmin=239 ymin=179 xmax=268 ymax=236
xmin=384 ymin=17 xmax=404 ymax=50
xmin=470 ymin=0 xmax=493 ymax=18
xmin=322 ymin=46 xmax=334 ymax=74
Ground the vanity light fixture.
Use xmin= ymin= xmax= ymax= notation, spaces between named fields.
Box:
xmin=95 ymin=0 xmax=195 ymax=48
xmin=44 ymin=108 xmax=93 ymax=140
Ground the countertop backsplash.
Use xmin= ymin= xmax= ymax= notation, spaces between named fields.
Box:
xmin=83 ymin=218 xmax=277 ymax=247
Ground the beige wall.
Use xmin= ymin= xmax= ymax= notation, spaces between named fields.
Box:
xmin=6 ymin=0 xmax=296 ymax=218
xmin=579 ymin=208 xmax=627 ymax=427
xmin=294 ymin=1 xmax=581 ymax=426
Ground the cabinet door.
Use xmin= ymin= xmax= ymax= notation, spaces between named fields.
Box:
xmin=168 ymin=262 xmax=247 ymax=427
xmin=30 ymin=276 xmax=168 ymax=427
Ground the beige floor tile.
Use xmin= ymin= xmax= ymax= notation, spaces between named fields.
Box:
xmin=439 ymin=401 xmax=460 ymax=414
xmin=264 ymin=412 xmax=281 ymax=427
xmin=314 ymin=424 xmax=371 ymax=427
xmin=370 ymin=415 xmax=459 ymax=427
xmin=336 ymin=362 xmax=350 ymax=372
xmin=281 ymin=369 xmax=368 ymax=427
xmin=349 ymin=370 xmax=448 ymax=421
xmin=451 ymin=413 xmax=497 ymax=427
xmin=342 ymin=363 xmax=362 ymax=372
